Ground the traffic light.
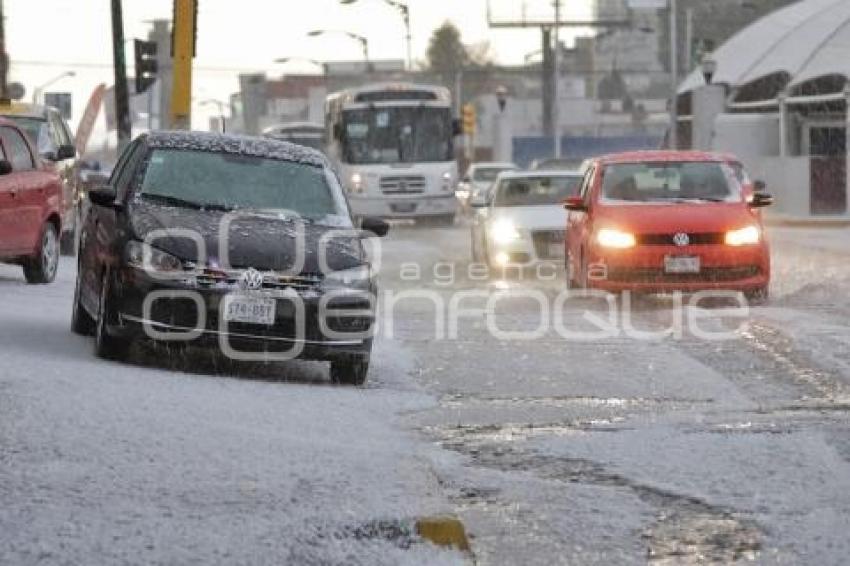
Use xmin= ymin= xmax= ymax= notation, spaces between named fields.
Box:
xmin=134 ymin=39 xmax=158 ymax=94
xmin=462 ymin=103 xmax=476 ymax=135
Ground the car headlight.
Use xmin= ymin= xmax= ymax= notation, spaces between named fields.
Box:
xmin=441 ymin=171 xmax=453 ymax=191
xmin=322 ymin=264 xmax=372 ymax=290
xmin=350 ymin=172 xmax=364 ymax=194
xmin=490 ymin=219 xmax=521 ymax=244
xmin=596 ymin=228 xmax=636 ymax=249
xmin=125 ymin=241 xmax=184 ymax=272
xmin=725 ymin=225 xmax=760 ymax=246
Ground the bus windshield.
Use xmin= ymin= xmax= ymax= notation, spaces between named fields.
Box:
xmin=342 ymin=106 xmax=453 ymax=165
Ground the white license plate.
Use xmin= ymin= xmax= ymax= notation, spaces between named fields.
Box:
xmin=222 ymin=295 xmax=276 ymax=325
xmin=664 ymin=256 xmax=701 ymax=274
xmin=548 ymin=243 xmax=565 ymax=257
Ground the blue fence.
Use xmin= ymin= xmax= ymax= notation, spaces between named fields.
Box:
xmin=513 ymin=135 xmax=663 ymax=169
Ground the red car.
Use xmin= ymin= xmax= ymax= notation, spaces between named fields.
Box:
xmin=565 ymin=151 xmax=772 ymax=301
xmin=0 ymin=118 xmax=63 ymax=284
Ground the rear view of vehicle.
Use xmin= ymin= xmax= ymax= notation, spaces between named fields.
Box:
xmin=457 ymin=162 xmax=518 ymax=212
xmin=565 ymin=152 xmax=773 ymax=301
xmin=325 ymin=83 xmax=459 ymax=223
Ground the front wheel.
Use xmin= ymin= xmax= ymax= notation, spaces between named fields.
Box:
xmin=23 ymin=222 xmax=59 ymax=284
xmin=745 ymin=286 xmax=769 ymax=306
xmin=94 ymin=271 xmax=131 ymax=361
xmin=330 ymin=354 xmax=370 ymax=386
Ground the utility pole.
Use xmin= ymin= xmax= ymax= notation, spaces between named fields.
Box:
xmin=553 ymin=0 xmax=561 ymax=158
xmin=669 ymin=0 xmax=679 ymax=150
xmin=170 ymin=0 xmax=196 ymax=130
xmin=0 ymin=0 xmax=9 ymax=99
xmin=111 ymin=0 xmax=132 ymax=149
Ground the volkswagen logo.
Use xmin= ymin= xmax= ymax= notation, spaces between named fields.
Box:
xmin=672 ymin=232 xmax=690 ymax=247
xmin=240 ymin=268 xmax=265 ymax=290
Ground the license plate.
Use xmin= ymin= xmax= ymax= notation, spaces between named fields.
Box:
xmin=548 ymin=243 xmax=565 ymax=257
xmin=391 ymin=202 xmax=416 ymax=213
xmin=664 ymin=255 xmax=700 ymax=274
xmin=222 ymin=294 xmax=276 ymax=325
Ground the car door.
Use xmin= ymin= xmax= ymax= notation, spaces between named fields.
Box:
xmin=0 ymin=126 xmax=44 ymax=253
xmin=79 ymin=139 xmax=142 ymax=312
xmin=0 ymin=142 xmax=14 ymax=254
xmin=567 ymin=163 xmax=597 ymax=275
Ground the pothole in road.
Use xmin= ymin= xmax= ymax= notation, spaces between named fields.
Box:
xmin=445 ymin=443 xmax=762 ymax=564
xmin=430 ymin=420 xmax=626 ymax=445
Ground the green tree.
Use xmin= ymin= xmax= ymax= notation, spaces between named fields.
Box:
xmin=426 ymin=21 xmax=469 ymax=76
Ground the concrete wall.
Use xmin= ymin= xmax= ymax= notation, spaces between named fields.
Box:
xmin=747 ymin=156 xmax=810 ymax=216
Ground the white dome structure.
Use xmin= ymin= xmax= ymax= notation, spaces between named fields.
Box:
xmin=679 ymin=0 xmax=850 ymax=104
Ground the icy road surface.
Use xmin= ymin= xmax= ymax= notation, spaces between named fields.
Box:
xmin=2 ymin=222 xmax=850 ymax=564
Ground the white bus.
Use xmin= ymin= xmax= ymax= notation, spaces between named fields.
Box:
xmin=325 ymin=83 xmax=459 ymax=223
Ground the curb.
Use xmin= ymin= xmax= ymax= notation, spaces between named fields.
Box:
xmin=415 ymin=515 xmax=471 ymax=553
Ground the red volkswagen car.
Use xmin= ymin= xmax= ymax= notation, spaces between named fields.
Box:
xmin=565 ymin=151 xmax=772 ymax=301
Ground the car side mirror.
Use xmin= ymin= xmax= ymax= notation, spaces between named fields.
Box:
xmin=56 ymin=144 xmax=76 ymax=161
xmin=563 ymin=196 xmax=587 ymax=211
xmin=753 ymin=179 xmax=766 ymax=192
xmin=749 ymin=192 xmax=773 ymax=208
xmin=360 ymin=216 xmax=390 ymax=237
xmin=452 ymin=118 xmax=463 ymax=137
xmin=89 ymin=187 xmax=118 ymax=208
xmin=0 ymin=159 xmax=11 ymax=175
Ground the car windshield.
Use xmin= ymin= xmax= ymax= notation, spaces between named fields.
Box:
xmin=342 ymin=106 xmax=453 ymax=164
xmin=494 ymin=175 xmax=582 ymax=207
xmin=138 ymin=149 xmax=348 ymax=221
xmin=473 ymin=167 xmax=513 ymax=182
xmin=601 ymin=162 xmax=740 ymax=203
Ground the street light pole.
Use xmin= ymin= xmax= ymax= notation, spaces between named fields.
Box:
xmin=32 ymin=71 xmax=76 ymax=104
xmin=341 ymin=0 xmax=411 ymax=71
xmin=669 ymin=0 xmax=679 ymax=150
xmin=553 ymin=0 xmax=561 ymax=158
xmin=308 ymin=29 xmax=370 ymax=70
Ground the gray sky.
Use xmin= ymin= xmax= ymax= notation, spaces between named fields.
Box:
xmin=7 ymin=0 xmax=594 ymax=132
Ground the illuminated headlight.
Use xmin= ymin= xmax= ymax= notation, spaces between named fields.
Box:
xmin=125 ymin=241 xmax=184 ymax=272
xmin=596 ymin=228 xmax=636 ymax=249
xmin=490 ymin=219 xmax=521 ymax=244
xmin=725 ymin=225 xmax=760 ymax=246
xmin=456 ymin=189 xmax=470 ymax=200
xmin=350 ymin=173 xmax=364 ymax=194
xmin=322 ymin=264 xmax=372 ymax=290
xmin=441 ymin=171 xmax=453 ymax=191
xmin=494 ymin=252 xmax=511 ymax=266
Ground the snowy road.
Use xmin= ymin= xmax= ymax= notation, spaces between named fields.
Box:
xmin=2 ymin=222 xmax=850 ymax=564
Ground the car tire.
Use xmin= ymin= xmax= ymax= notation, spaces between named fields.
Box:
xmin=745 ymin=286 xmax=769 ymax=305
xmin=330 ymin=354 xmax=370 ymax=386
xmin=71 ymin=270 xmax=96 ymax=336
xmin=23 ymin=222 xmax=59 ymax=284
xmin=94 ymin=270 xmax=130 ymax=361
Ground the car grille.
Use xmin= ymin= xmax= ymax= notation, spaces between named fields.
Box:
xmin=636 ymin=232 xmax=725 ymax=246
xmin=606 ymin=266 xmax=761 ymax=284
xmin=532 ymin=230 xmax=566 ymax=259
xmin=193 ymin=268 xmax=323 ymax=292
xmin=380 ymin=175 xmax=426 ymax=194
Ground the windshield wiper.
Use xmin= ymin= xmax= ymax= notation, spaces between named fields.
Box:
xmin=140 ymin=193 xmax=233 ymax=211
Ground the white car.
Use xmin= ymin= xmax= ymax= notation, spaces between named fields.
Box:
xmin=470 ymin=171 xmax=583 ymax=268
xmin=456 ymin=161 xmax=518 ymax=210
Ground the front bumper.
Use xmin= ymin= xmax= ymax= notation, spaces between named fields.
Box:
xmin=111 ymin=268 xmax=374 ymax=361
xmin=487 ymin=229 xmax=566 ymax=267
xmin=349 ymin=193 xmax=457 ymax=219
xmin=585 ymin=243 xmax=770 ymax=293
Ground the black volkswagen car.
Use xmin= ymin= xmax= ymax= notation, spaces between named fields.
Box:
xmin=72 ymin=131 xmax=388 ymax=385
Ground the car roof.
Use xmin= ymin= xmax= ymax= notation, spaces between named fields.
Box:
xmin=143 ymin=130 xmax=330 ymax=167
xmin=0 ymin=102 xmax=50 ymax=120
xmin=593 ymin=150 xmax=739 ymax=165
xmin=496 ymin=170 xmax=582 ymax=180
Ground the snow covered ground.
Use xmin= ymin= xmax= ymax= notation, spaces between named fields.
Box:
xmin=2 ymin=223 xmax=850 ymax=564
